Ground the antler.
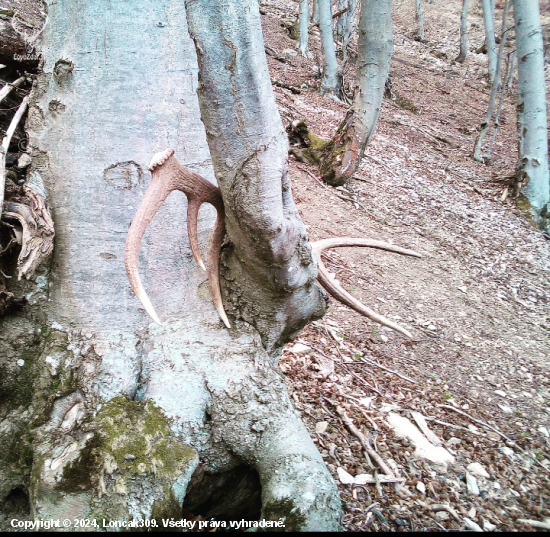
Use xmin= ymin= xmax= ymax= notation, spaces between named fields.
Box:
xmin=124 ymin=149 xmax=230 ymax=328
xmin=125 ymin=150 xmax=421 ymax=337
xmin=312 ymin=238 xmax=422 ymax=339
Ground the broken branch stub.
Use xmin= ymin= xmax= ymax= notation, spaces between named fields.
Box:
xmin=124 ymin=149 xmax=230 ymax=328
xmin=311 ymin=238 xmax=421 ymax=338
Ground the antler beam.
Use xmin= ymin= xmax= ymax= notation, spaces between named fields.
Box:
xmin=124 ymin=149 xmax=230 ymax=328
xmin=312 ymin=238 xmax=421 ymax=339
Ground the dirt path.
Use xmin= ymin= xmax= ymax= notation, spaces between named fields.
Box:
xmin=262 ymin=0 xmax=550 ymax=531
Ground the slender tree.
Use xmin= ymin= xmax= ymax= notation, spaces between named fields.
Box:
xmin=297 ymin=0 xmax=312 ymax=57
xmin=457 ymin=0 xmax=469 ymax=62
xmin=481 ymin=0 xmax=498 ymax=82
xmin=473 ymin=0 xmax=510 ymax=161
xmin=416 ymin=0 xmax=425 ymax=40
xmin=513 ymin=0 xmax=549 ymax=224
xmin=319 ymin=0 xmax=342 ymax=98
xmin=312 ymin=0 xmax=319 ymax=24
xmin=320 ymin=0 xmax=393 ymax=185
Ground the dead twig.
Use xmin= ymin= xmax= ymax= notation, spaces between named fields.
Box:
xmin=358 ymin=356 xmax=417 ymax=384
xmin=332 ymin=404 xmax=395 ymax=477
xmin=0 ymin=96 xmax=28 ymax=220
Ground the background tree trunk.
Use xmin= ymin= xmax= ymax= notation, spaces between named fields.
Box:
xmin=415 ymin=0 xmax=425 ymax=40
xmin=311 ymin=0 xmax=319 ymax=24
xmin=513 ymin=0 xmax=550 ymax=226
xmin=319 ymin=0 xmax=342 ymax=98
xmin=0 ymin=0 xmax=341 ymax=529
xmin=481 ymin=0 xmax=497 ymax=82
xmin=457 ymin=0 xmax=469 ymax=62
xmin=297 ymin=0 xmax=312 ymax=57
xmin=320 ymin=0 xmax=393 ymax=186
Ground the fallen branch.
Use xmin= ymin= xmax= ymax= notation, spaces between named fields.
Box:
xmin=437 ymin=404 xmax=512 ymax=442
xmin=359 ymin=356 xmax=417 ymax=384
xmin=333 ymin=405 xmax=395 ymax=477
xmin=0 ymin=96 xmax=28 ymax=220
xmin=0 ymin=75 xmax=26 ymax=105
xmin=517 ymin=518 xmax=550 ymax=530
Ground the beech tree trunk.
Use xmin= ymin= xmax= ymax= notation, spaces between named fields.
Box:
xmin=415 ymin=0 xmax=425 ymax=40
xmin=513 ymin=0 xmax=549 ymax=226
xmin=318 ymin=0 xmax=342 ymax=98
xmin=457 ymin=0 xmax=469 ymax=62
xmin=481 ymin=0 xmax=497 ymax=82
xmin=0 ymin=0 xmax=341 ymax=529
xmin=320 ymin=0 xmax=393 ymax=186
xmin=297 ymin=0 xmax=312 ymax=57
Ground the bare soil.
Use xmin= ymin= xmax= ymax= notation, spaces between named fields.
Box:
xmin=262 ymin=0 xmax=550 ymax=531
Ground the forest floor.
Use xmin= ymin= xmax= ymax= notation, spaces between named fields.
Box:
xmin=262 ymin=0 xmax=550 ymax=532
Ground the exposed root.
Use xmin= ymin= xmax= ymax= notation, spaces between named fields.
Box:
xmin=2 ymin=176 xmax=55 ymax=280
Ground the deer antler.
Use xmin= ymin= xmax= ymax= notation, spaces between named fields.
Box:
xmin=124 ymin=149 xmax=230 ymax=328
xmin=125 ymin=151 xmax=421 ymax=337
xmin=312 ymin=238 xmax=422 ymax=339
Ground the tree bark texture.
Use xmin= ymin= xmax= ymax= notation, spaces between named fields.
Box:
xmin=513 ymin=0 xmax=550 ymax=223
xmin=473 ymin=0 xmax=510 ymax=162
xmin=481 ymin=0 xmax=497 ymax=82
xmin=297 ymin=0 xmax=312 ymax=58
xmin=320 ymin=0 xmax=393 ymax=186
xmin=415 ymin=0 xmax=425 ymax=40
xmin=457 ymin=0 xmax=469 ymax=62
xmin=0 ymin=0 xmax=341 ymax=529
xmin=318 ymin=0 xmax=342 ymax=98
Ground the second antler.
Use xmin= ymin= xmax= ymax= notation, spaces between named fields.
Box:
xmin=125 ymin=148 xmax=229 ymax=328
xmin=125 ymin=150 xmax=421 ymax=338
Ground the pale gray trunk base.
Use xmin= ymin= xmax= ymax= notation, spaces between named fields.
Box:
xmin=0 ymin=0 xmax=341 ymax=530
xmin=513 ymin=0 xmax=550 ymax=227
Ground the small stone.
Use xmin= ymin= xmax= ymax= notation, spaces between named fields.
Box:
xmin=468 ymin=507 xmax=476 ymax=519
xmin=494 ymin=390 xmax=507 ymax=397
xmin=467 ymin=462 xmax=490 ymax=479
xmin=17 ymin=153 xmax=32 ymax=169
xmin=494 ymin=482 xmax=501 ymax=489
xmin=483 ymin=520 xmax=497 ymax=531
xmin=510 ymin=489 xmax=520 ymax=497
xmin=380 ymin=334 xmax=389 ymax=343
xmin=289 ymin=343 xmax=311 ymax=356
xmin=497 ymin=403 xmax=513 ymax=413
xmin=466 ymin=473 xmax=479 ymax=495
xmin=124 ymin=454 xmax=136 ymax=461
xmin=416 ymin=481 xmax=426 ymax=494
xmin=463 ymin=518 xmax=483 ymax=532
xmin=282 ymin=48 xmax=298 ymax=56
xmin=315 ymin=421 xmax=328 ymax=434
xmin=435 ymin=511 xmax=450 ymax=521
xmin=16 ymin=359 xmax=24 ymax=367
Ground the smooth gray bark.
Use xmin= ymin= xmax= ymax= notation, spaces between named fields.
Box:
xmin=481 ymin=0 xmax=497 ymax=82
xmin=473 ymin=0 xmax=510 ymax=161
xmin=457 ymin=0 xmax=469 ymax=62
xmin=321 ymin=0 xmax=393 ymax=185
xmin=415 ymin=0 xmax=425 ymax=40
xmin=297 ymin=0 xmax=312 ymax=57
xmin=312 ymin=0 xmax=319 ymax=23
xmin=0 ymin=0 xmax=341 ymax=529
xmin=513 ymin=0 xmax=549 ymax=222
xmin=319 ymin=0 xmax=342 ymax=98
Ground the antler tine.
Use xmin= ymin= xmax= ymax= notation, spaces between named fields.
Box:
xmin=124 ymin=164 xmax=171 ymax=325
xmin=207 ymin=206 xmax=231 ymax=328
xmin=125 ymin=148 xmax=231 ymax=327
xmin=312 ymin=238 xmax=422 ymax=339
